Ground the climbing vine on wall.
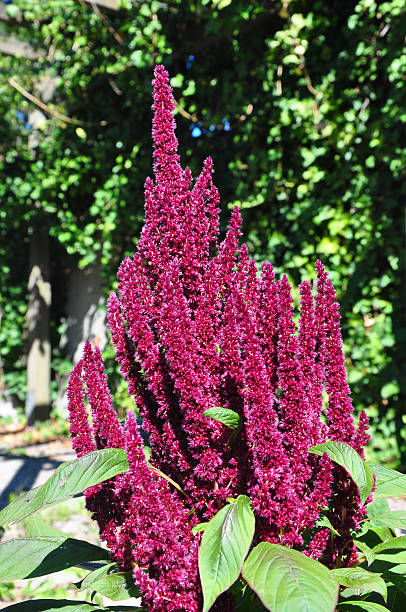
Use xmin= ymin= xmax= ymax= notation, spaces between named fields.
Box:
xmin=0 ymin=0 xmax=404 ymax=462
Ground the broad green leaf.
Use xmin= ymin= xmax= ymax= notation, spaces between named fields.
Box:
xmin=25 ymin=515 xmax=67 ymax=538
xmin=84 ymin=572 xmax=139 ymax=601
xmin=354 ymin=540 xmax=376 ymax=566
xmin=371 ymin=511 xmax=406 ymax=530
xmin=199 ymin=495 xmax=255 ymax=612
xmin=79 ymin=562 xmax=116 ymax=587
xmin=337 ymin=602 xmax=390 ymax=611
xmin=191 ymin=522 xmax=209 ymax=534
xmin=370 ymin=526 xmax=396 ymax=542
xmin=375 ymin=551 xmax=406 ymax=564
xmin=242 ymin=542 xmax=339 ymax=612
xmin=309 ymin=441 xmax=374 ymax=505
xmin=355 ymin=519 xmax=372 ymax=538
xmin=1 ymin=601 xmax=143 ymax=611
xmin=0 ymin=449 xmax=129 ymax=527
xmin=316 ymin=515 xmax=340 ymax=536
xmin=142 ymin=445 xmax=151 ymax=461
xmin=203 ymin=407 xmax=240 ymax=429
xmin=367 ymin=498 xmax=390 ymax=519
xmin=0 ymin=537 xmax=110 ymax=581
xmin=1 ymin=604 xmax=101 ymax=612
xmin=373 ymin=536 xmax=406 ymax=554
xmin=369 ymin=464 xmax=406 ymax=499
xmin=387 ymin=564 xmax=406 ymax=574
xmin=332 ymin=567 xmax=387 ymax=600
xmin=383 ymin=570 xmax=406 ymax=594
xmin=80 ymin=563 xmax=140 ymax=601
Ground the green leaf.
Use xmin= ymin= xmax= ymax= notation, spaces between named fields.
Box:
xmin=214 ymin=0 xmax=233 ymax=10
xmin=373 ymin=536 xmax=406 ymax=554
xmin=84 ymin=572 xmax=139 ymax=601
xmin=370 ymin=526 xmax=396 ymax=542
xmin=203 ymin=407 xmax=240 ymax=429
xmin=242 ymin=542 xmax=339 ymax=612
xmin=371 ymin=511 xmax=406 ymax=530
xmin=337 ymin=602 xmax=390 ymax=611
xmin=354 ymin=540 xmax=376 ymax=566
xmin=316 ymin=515 xmax=341 ymax=536
xmin=0 ymin=449 xmax=129 ymax=527
xmin=25 ymin=515 xmax=67 ymax=538
xmin=199 ymin=495 xmax=255 ymax=612
xmin=309 ymin=441 xmax=374 ymax=504
xmin=142 ymin=445 xmax=151 ymax=461
xmin=367 ymin=498 xmax=391 ymax=519
xmin=1 ymin=603 xmax=100 ymax=612
xmin=0 ymin=537 xmax=110 ymax=581
xmin=355 ymin=519 xmax=372 ymax=538
xmin=369 ymin=464 xmax=406 ymax=499
xmin=191 ymin=522 xmax=209 ymax=534
xmin=387 ymin=564 xmax=406 ymax=575
xmin=75 ymin=562 xmax=116 ymax=592
xmin=1 ymin=601 xmax=143 ymax=611
xmin=374 ymin=551 xmax=406 ymax=565
xmin=331 ymin=567 xmax=387 ymax=600
xmin=383 ymin=570 xmax=406 ymax=594
xmin=80 ymin=564 xmax=140 ymax=601
xmin=79 ymin=562 xmax=115 ymax=586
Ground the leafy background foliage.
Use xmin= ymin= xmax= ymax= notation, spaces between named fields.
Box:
xmin=0 ymin=0 xmax=404 ymax=462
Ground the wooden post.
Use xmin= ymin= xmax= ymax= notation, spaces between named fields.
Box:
xmin=26 ymin=229 xmax=51 ymax=424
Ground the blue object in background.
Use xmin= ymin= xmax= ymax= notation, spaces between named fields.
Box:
xmin=222 ymin=118 xmax=231 ymax=132
xmin=191 ymin=126 xmax=202 ymax=138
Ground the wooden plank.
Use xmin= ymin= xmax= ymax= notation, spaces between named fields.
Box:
xmin=0 ymin=36 xmax=43 ymax=59
xmin=82 ymin=0 xmax=120 ymax=9
xmin=0 ymin=5 xmax=10 ymax=22
xmin=0 ymin=1 xmax=120 ymax=23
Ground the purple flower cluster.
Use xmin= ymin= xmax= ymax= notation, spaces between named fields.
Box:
xmin=67 ymin=65 xmax=370 ymax=609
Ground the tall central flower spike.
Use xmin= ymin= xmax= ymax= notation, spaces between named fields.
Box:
xmin=67 ymin=65 xmax=370 ymax=611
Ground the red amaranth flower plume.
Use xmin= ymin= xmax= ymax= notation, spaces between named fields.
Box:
xmin=67 ymin=64 xmax=370 ymax=610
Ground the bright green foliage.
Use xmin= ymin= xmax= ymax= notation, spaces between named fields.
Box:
xmin=332 ymin=567 xmax=387 ymax=601
xmin=0 ymin=0 xmax=404 ymax=461
xmin=370 ymin=511 xmax=406 ymax=531
xmin=203 ymin=407 xmax=240 ymax=429
xmin=78 ymin=563 xmax=140 ymax=601
xmin=0 ymin=448 xmax=129 ymax=527
xmin=1 ymin=445 xmax=406 ymax=609
xmin=354 ymin=540 xmax=376 ymax=566
xmin=242 ymin=542 xmax=340 ymax=612
xmin=337 ymin=602 xmax=391 ymax=611
xmin=0 ymin=537 xmax=110 ymax=581
xmin=369 ymin=463 xmax=406 ymax=498
xmin=1 ymin=601 xmax=141 ymax=612
xmin=310 ymin=440 xmax=375 ymax=504
xmin=198 ymin=495 xmax=255 ymax=611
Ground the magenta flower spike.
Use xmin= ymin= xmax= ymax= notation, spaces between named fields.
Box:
xmin=82 ymin=341 xmax=125 ymax=450
xmin=67 ymin=360 xmax=96 ymax=457
xmin=67 ymin=65 xmax=370 ymax=609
